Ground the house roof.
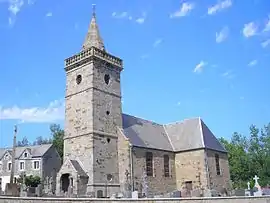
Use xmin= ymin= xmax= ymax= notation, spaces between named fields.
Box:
xmin=122 ymin=114 xmax=226 ymax=153
xmin=0 ymin=144 xmax=52 ymax=159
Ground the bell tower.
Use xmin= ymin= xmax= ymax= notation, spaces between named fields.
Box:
xmin=62 ymin=5 xmax=123 ymax=197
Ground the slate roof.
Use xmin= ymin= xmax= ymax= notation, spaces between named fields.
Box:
xmin=70 ymin=160 xmax=88 ymax=177
xmin=122 ymin=114 xmax=226 ymax=153
xmin=0 ymin=144 xmax=52 ymax=159
xmin=122 ymin=114 xmax=173 ymax=151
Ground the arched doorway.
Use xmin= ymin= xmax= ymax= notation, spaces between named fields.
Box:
xmin=60 ymin=173 xmax=70 ymax=193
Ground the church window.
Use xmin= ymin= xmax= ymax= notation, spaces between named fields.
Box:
xmin=145 ymin=152 xmax=153 ymax=176
xmin=107 ymin=138 xmax=111 ymax=143
xmin=76 ymin=75 xmax=82 ymax=84
xmin=106 ymin=110 xmax=110 ymax=115
xmin=104 ymin=74 xmax=110 ymax=85
xmin=215 ymin=154 xmax=221 ymax=175
xmin=107 ymin=174 xmax=113 ymax=182
xmin=164 ymin=154 xmax=170 ymax=177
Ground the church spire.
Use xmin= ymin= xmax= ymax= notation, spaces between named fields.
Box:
xmin=82 ymin=4 xmax=105 ymax=51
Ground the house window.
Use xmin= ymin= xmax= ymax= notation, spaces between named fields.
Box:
xmin=24 ymin=152 xmax=28 ymax=158
xmin=146 ymin=152 xmax=153 ymax=176
xmin=5 ymin=154 xmax=9 ymax=160
xmin=164 ymin=154 xmax=170 ymax=177
xmin=33 ymin=161 xmax=40 ymax=170
xmin=215 ymin=154 xmax=221 ymax=175
xmin=19 ymin=161 xmax=25 ymax=171
xmin=7 ymin=162 xmax=12 ymax=171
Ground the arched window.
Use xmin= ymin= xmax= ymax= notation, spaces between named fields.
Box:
xmin=164 ymin=155 xmax=170 ymax=177
xmin=146 ymin=152 xmax=153 ymax=176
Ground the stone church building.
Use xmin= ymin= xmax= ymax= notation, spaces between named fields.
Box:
xmin=56 ymin=6 xmax=231 ymax=198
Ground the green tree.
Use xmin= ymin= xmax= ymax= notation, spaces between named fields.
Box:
xmin=17 ymin=136 xmax=30 ymax=147
xmin=50 ymin=124 xmax=64 ymax=162
xmin=32 ymin=136 xmax=52 ymax=145
xmin=220 ymin=122 xmax=270 ymax=188
xmin=17 ymin=174 xmax=41 ymax=187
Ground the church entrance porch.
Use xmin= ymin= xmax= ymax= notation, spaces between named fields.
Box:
xmin=60 ymin=173 xmax=71 ymax=193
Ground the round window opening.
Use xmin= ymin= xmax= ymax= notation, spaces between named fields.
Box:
xmin=107 ymin=174 xmax=113 ymax=182
xmin=76 ymin=75 xmax=82 ymax=84
xmin=106 ymin=111 xmax=110 ymax=115
xmin=104 ymin=74 xmax=110 ymax=85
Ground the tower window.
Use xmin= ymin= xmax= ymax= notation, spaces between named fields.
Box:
xmin=106 ymin=111 xmax=110 ymax=115
xmin=104 ymin=74 xmax=110 ymax=85
xmin=107 ymin=138 xmax=111 ymax=143
xmin=76 ymin=75 xmax=82 ymax=84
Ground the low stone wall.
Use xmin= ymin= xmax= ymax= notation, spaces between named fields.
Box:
xmin=0 ymin=196 xmax=270 ymax=203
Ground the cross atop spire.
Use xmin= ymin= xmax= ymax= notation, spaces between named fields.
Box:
xmin=82 ymin=4 xmax=105 ymax=51
xmin=92 ymin=4 xmax=96 ymax=18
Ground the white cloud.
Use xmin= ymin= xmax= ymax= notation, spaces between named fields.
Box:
xmin=8 ymin=0 xmax=24 ymax=15
xmin=261 ymin=39 xmax=270 ymax=48
xmin=208 ymin=0 xmax=232 ymax=15
xmin=248 ymin=60 xmax=257 ymax=66
xmin=46 ymin=12 xmax=52 ymax=17
xmin=193 ymin=61 xmax=207 ymax=73
xmin=135 ymin=12 xmax=146 ymax=24
xmin=243 ymin=22 xmax=258 ymax=38
xmin=222 ymin=70 xmax=235 ymax=79
xmin=170 ymin=2 xmax=195 ymax=18
xmin=0 ymin=99 xmax=64 ymax=123
xmin=0 ymin=0 xmax=35 ymax=26
xmin=153 ymin=39 xmax=163 ymax=47
xmin=112 ymin=11 xmax=128 ymax=19
xmin=135 ymin=18 xmax=145 ymax=24
xmin=216 ymin=26 xmax=229 ymax=43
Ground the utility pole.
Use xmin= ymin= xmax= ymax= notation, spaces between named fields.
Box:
xmin=10 ymin=125 xmax=17 ymax=184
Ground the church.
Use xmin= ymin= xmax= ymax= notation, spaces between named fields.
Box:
xmin=56 ymin=6 xmax=231 ymax=198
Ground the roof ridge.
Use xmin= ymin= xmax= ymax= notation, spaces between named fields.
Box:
xmin=165 ymin=117 xmax=201 ymax=126
xmin=198 ymin=117 xmax=205 ymax=148
xmin=122 ymin=113 xmax=162 ymax=126
xmin=162 ymin=125 xmax=175 ymax=151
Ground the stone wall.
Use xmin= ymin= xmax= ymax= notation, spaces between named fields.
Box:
xmin=206 ymin=149 xmax=231 ymax=193
xmin=174 ymin=149 xmax=208 ymax=193
xmin=132 ymin=147 xmax=176 ymax=196
xmin=1 ymin=196 xmax=270 ymax=203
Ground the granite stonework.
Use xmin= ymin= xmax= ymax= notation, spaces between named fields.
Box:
xmin=1 ymin=196 xmax=270 ymax=203
xmin=55 ymin=7 xmax=232 ymax=198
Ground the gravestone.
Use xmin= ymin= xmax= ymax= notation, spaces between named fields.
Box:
xmin=203 ymin=189 xmax=212 ymax=197
xmin=141 ymin=170 xmax=148 ymax=197
xmin=262 ymin=188 xmax=270 ymax=195
xmin=253 ymin=175 xmax=262 ymax=196
xmin=171 ymin=190 xmax=181 ymax=198
xmin=245 ymin=181 xmax=251 ymax=196
xmin=132 ymin=191 xmax=138 ymax=199
xmin=234 ymin=189 xmax=245 ymax=196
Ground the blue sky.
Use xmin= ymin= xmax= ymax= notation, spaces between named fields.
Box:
xmin=0 ymin=0 xmax=270 ymax=147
